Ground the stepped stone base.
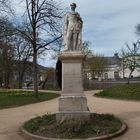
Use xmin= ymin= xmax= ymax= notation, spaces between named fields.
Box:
xmin=56 ymin=95 xmax=90 ymax=122
xmin=56 ymin=111 xmax=90 ymax=122
xmin=59 ymin=95 xmax=89 ymax=111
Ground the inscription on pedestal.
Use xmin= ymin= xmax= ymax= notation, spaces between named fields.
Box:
xmin=62 ymin=63 xmax=83 ymax=94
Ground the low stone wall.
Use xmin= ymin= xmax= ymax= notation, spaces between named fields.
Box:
xmin=83 ymin=80 xmax=140 ymax=90
xmin=21 ymin=120 xmax=127 ymax=140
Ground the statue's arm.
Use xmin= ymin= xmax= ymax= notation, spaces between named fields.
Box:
xmin=64 ymin=14 xmax=68 ymax=35
xmin=77 ymin=13 xmax=83 ymax=24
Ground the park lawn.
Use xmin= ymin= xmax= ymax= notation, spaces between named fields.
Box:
xmin=95 ymin=83 xmax=140 ymax=101
xmin=0 ymin=90 xmax=60 ymax=109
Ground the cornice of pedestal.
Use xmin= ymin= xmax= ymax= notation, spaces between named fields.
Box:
xmin=58 ymin=51 xmax=85 ymax=62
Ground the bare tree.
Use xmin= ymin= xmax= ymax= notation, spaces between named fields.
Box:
xmin=88 ymin=54 xmax=108 ymax=79
xmin=13 ymin=35 xmax=32 ymax=88
xmin=124 ymin=41 xmax=140 ymax=84
xmin=0 ymin=42 xmax=14 ymax=87
xmin=40 ymin=67 xmax=55 ymax=89
xmin=0 ymin=0 xmax=13 ymax=15
xmin=0 ymin=16 xmax=14 ymax=42
xmin=82 ymin=41 xmax=93 ymax=57
xmin=0 ymin=17 xmax=15 ymax=87
xmin=115 ymin=49 xmax=128 ymax=79
xmin=16 ymin=0 xmax=64 ymax=98
xmin=120 ymin=49 xmax=127 ymax=79
xmin=135 ymin=24 xmax=140 ymax=37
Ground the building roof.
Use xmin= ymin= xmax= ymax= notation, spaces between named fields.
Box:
xmin=104 ymin=57 xmax=119 ymax=65
xmin=86 ymin=56 xmax=119 ymax=66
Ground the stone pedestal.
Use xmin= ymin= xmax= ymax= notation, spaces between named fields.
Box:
xmin=56 ymin=51 xmax=90 ymax=122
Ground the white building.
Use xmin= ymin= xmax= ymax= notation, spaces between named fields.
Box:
xmin=85 ymin=57 xmax=140 ymax=80
xmin=102 ymin=57 xmax=140 ymax=80
xmin=103 ymin=65 xmax=140 ymax=80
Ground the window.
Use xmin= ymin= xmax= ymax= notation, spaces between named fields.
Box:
xmin=104 ymin=73 xmax=108 ymax=80
xmin=114 ymin=72 xmax=119 ymax=79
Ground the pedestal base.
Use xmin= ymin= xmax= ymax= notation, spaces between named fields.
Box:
xmin=56 ymin=52 xmax=90 ymax=122
xmin=56 ymin=111 xmax=90 ymax=122
xmin=56 ymin=95 xmax=90 ymax=122
xmin=59 ymin=95 xmax=88 ymax=111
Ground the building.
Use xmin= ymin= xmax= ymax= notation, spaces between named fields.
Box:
xmin=84 ymin=56 xmax=140 ymax=80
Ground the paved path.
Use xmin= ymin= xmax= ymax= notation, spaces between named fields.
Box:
xmin=0 ymin=90 xmax=140 ymax=140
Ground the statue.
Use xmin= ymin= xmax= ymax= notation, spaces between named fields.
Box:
xmin=64 ymin=3 xmax=83 ymax=51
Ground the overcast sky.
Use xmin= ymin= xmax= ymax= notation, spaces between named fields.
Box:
xmin=13 ymin=0 xmax=140 ymax=67
xmin=64 ymin=0 xmax=140 ymax=55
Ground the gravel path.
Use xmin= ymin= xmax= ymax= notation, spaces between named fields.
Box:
xmin=0 ymin=90 xmax=140 ymax=140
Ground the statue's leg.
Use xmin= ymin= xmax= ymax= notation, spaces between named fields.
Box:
xmin=67 ymin=31 xmax=73 ymax=51
xmin=73 ymin=33 xmax=78 ymax=51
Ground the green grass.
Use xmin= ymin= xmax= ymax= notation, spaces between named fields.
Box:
xmin=24 ymin=113 xmax=122 ymax=139
xmin=0 ymin=90 xmax=60 ymax=109
xmin=95 ymin=83 xmax=140 ymax=101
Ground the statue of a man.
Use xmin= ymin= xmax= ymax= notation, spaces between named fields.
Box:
xmin=64 ymin=3 xmax=83 ymax=51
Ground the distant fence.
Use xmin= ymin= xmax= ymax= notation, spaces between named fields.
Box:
xmin=83 ymin=79 xmax=140 ymax=90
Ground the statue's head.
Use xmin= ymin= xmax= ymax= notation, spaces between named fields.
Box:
xmin=70 ymin=3 xmax=76 ymax=11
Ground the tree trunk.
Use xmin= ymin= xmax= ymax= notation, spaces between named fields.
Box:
xmin=41 ymin=77 xmax=48 ymax=89
xmin=33 ymin=50 xmax=38 ymax=99
xmin=18 ymin=62 xmax=22 ymax=89
xmin=3 ymin=72 xmax=10 ymax=88
xmin=127 ymin=70 xmax=133 ymax=84
xmin=18 ymin=74 xmax=23 ymax=89
xmin=18 ymin=67 xmax=26 ymax=89
xmin=123 ymin=67 xmax=125 ymax=79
